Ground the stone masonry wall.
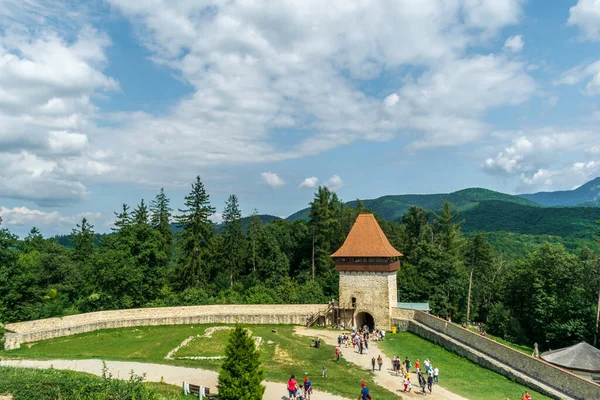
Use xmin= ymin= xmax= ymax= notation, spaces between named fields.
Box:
xmin=339 ymin=271 xmax=396 ymax=329
xmin=4 ymin=304 xmax=327 ymax=350
xmin=411 ymin=311 xmax=600 ymax=400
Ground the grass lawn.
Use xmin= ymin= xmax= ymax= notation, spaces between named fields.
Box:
xmin=2 ymin=324 xmax=398 ymax=400
xmin=465 ymin=327 xmax=532 ymax=354
xmin=378 ymin=332 xmax=552 ymax=400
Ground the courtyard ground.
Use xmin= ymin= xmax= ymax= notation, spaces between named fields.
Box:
xmin=1 ymin=324 xmax=552 ymax=400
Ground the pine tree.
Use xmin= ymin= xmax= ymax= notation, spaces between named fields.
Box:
xmin=72 ymin=218 xmax=95 ymax=263
xmin=150 ymin=188 xmax=173 ymax=255
xmin=218 ymin=326 xmax=265 ymax=400
xmin=132 ymin=199 xmax=149 ymax=226
xmin=112 ymin=204 xmax=131 ymax=232
xmin=175 ymin=176 xmax=216 ymax=287
xmin=434 ymin=201 xmax=463 ymax=255
xmin=222 ymin=194 xmax=246 ymax=287
xmin=247 ymin=209 xmax=263 ymax=273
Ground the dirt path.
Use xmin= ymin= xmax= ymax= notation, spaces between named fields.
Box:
xmin=294 ymin=327 xmax=467 ymax=400
xmin=1 ymin=359 xmax=350 ymax=400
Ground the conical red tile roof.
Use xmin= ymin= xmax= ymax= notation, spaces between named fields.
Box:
xmin=331 ymin=214 xmax=403 ymax=258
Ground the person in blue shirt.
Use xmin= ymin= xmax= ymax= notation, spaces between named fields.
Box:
xmin=358 ymin=381 xmax=370 ymax=400
xmin=303 ymin=377 xmax=313 ymax=400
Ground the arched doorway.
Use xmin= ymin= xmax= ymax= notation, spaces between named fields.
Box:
xmin=355 ymin=311 xmax=375 ymax=330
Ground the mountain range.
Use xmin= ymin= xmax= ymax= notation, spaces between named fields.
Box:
xmin=519 ymin=177 xmax=600 ymax=207
xmin=254 ymin=177 xmax=600 ymax=254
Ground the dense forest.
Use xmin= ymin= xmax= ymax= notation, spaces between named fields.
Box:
xmin=1 ymin=176 xmax=599 ymax=351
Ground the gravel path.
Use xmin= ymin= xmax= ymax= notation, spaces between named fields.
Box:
xmin=294 ymin=327 xmax=467 ymax=400
xmin=1 ymin=359 xmax=350 ymax=400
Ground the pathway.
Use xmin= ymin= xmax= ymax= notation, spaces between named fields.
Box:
xmin=294 ymin=327 xmax=467 ymax=400
xmin=1 ymin=359 xmax=350 ymax=400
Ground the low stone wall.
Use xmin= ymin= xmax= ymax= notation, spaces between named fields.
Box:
xmin=412 ymin=312 xmax=600 ymax=400
xmin=4 ymin=304 xmax=327 ymax=350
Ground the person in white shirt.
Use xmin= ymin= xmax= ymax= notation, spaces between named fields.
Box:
xmin=424 ymin=358 xmax=431 ymax=373
xmin=433 ymin=367 xmax=439 ymax=384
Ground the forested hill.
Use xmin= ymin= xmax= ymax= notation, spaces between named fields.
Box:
xmin=519 ymin=177 xmax=600 ymax=206
xmin=286 ymin=187 xmax=539 ymax=221
xmin=461 ymin=201 xmax=600 ymax=239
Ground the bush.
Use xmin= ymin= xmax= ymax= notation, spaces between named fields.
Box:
xmin=0 ymin=364 xmax=181 ymax=400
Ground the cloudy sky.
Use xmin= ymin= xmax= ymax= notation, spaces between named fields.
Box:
xmin=2 ymin=0 xmax=600 ymax=236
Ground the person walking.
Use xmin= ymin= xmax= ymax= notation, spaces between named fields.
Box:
xmin=427 ymin=373 xmax=433 ymax=393
xmin=358 ymin=381 xmax=370 ymax=400
xmin=404 ymin=356 xmax=411 ymax=372
xmin=371 ymin=357 xmax=376 ymax=371
xmin=433 ymin=366 xmax=439 ymax=384
xmin=321 ymin=365 xmax=327 ymax=378
xmin=335 ymin=347 xmax=340 ymax=362
xmin=287 ymin=375 xmax=298 ymax=400
xmin=377 ymin=355 xmax=383 ymax=371
xmin=415 ymin=359 xmax=420 ymax=372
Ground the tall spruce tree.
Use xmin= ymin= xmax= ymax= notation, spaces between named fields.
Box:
xmin=150 ymin=188 xmax=173 ymax=255
xmin=221 ymin=194 xmax=246 ymax=287
xmin=434 ymin=201 xmax=463 ymax=255
xmin=132 ymin=199 xmax=149 ymax=226
xmin=175 ymin=176 xmax=216 ymax=287
xmin=247 ymin=209 xmax=262 ymax=273
xmin=112 ymin=204 xmax=131 ymax=232
xmin=71 ymin=218 xmax=95 ymax=263
xmin=218 ymin=326 xmax=265 ymax=400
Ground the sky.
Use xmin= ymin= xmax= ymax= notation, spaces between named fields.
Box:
xmin=2 ymin=0 xmax=600 ymax=237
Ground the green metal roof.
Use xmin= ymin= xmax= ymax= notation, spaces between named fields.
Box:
xmin=397 ymin=302 xmax=430 ymax=311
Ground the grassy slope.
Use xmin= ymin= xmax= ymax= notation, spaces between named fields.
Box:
xmin=2 ymin=324 xmax=398 ymax=400
xmin=0 ymin=366 xmax=186 ymax=400
xmin=378 ymin=331 xmax=552 ymax=400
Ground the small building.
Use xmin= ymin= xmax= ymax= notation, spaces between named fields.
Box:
xmin=331 ymin=214 xmax=403 ymax=330
xmin=541 ymin=341 xmax=600 ymax=382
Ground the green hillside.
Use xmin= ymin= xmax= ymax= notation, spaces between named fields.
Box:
xmin=286 ymin=187 xmax=539 ymax=221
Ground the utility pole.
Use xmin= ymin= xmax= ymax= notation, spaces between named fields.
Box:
xmin=311 ymin=226 xmax=315 ymax=281
xmin=466 ymin=268 xmax=473 ymax=325
xmin=595 ymin=285 xmax=600 ymax=347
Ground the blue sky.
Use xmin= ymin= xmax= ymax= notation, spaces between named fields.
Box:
xmin=2 ymin=0 xmax=600 ymax=237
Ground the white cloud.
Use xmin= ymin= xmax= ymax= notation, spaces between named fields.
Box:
xmin=555 ymin=60 xmax=600 ymax=96
xmin=389 ymin=54 xmax=535 ymax=148
xmin=0 ymin=206 xmax=109 ymax=236
xmin=298 ymin=177 xmax=319 ymax=189
xmin=261 ymin=172 xmax=285 ymax=188
xmin=503 ymin=35 xmax=524 ymax=52
xmin=324 ymin=175 xmax=344 ymax=190
xmin=1 ymin=0 xmax=531 ymax=207
xmin=568 ymin=0 xmax=600 ymax=41
xmin=482 ymin=129 xmax=600 ymax=191
xmin=0 ymin=17 xmax=118 ymax=205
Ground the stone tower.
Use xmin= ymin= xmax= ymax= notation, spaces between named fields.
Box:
xmin=331 ymin=214 xmax=402 ymax=329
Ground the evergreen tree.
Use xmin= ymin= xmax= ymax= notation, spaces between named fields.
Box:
xmin=112 ymin=204 xmax=131 ymax=232
xmin=132 ymin=199 xmax=149 ymax=226
xmin=221 ymin=195 xmax=246 ymax=287
xmin=175 ymin=176 xmax=216 ymax=287
xmin=465 ymin=233 xmax=495 ymax=322
xmin=434 ymin=201 xmax=463 ymax=255
xmin=71 ymin=218 xmax=95 ymax=263
xmin=218 ymin=326 xmax=265 ymax=400
xmin=150 ymin=188 xmax=173 ymax=255
xmin=247 ymin=209 xmax=262 ymax=273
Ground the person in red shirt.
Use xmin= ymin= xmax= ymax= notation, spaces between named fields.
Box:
xmin=415 ymin=359 xmax=420 ymax=372
xmin=287 ymin=375 xmax=298 ymax=399
xmin=335 ymin=347 xmax=340 ymax=362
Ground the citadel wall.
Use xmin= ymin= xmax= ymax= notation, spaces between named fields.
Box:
xmin=4 ymin=304 xmax=327 ymax=350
